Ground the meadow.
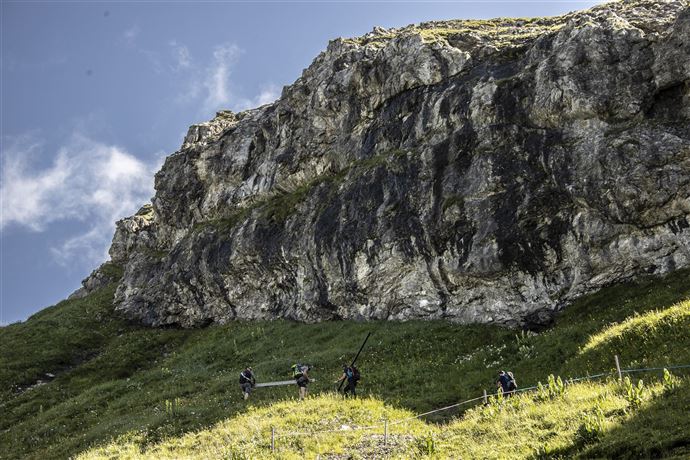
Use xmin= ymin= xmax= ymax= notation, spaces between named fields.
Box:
xmin=1 ymin=268 xmax=688 ymax=458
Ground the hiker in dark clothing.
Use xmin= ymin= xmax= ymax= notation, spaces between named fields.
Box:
xmin=496 ymin=370 xmax=511 ymax=396
xmin=335 ymin=363 xmax=360 ymax=397
xmin=292 ymin=363 xmax=311 ymax=400
xmin=239 ymin=367 xmax=255 ymax=400
xmin=506 ymin=371 xmax=517 ymax=395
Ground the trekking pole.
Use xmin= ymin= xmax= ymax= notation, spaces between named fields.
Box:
xmin=338 ymin=332 xmax=371 ymax=392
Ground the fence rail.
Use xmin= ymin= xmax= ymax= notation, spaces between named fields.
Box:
xmin=268 ymin=356 xmax=690 ymax=451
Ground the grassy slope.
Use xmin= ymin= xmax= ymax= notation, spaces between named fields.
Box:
xmin=80 ymin=377 xmax=690 ymax=459
xmin=0 ymin=269 xmax=689 ymax=459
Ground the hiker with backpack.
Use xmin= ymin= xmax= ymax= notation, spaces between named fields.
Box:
xmin=496 ymin=370 xmax=517 ymax=397
xmin=292 ymin=363 xmax=311 ymax=400
xmin=335 ymin=363 xmax=360 ymax=397
xmin=239 ymin=366 xmax=255 ymax=400
xmin=507 ymin=371 xmax=517 ymax=395
xmin=496 ymin=370 xmax=510 ymax=395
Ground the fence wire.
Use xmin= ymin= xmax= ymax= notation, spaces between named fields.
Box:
xmin=623 ymin=363 xmax=690 ymax=373
xmin=270 ymin=362 xmax=689 ymax=441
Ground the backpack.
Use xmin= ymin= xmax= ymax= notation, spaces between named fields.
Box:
xmin=348 ymin=366 xmax=360 ymax=382
xmin=292 ymin=363 xmax=307 ymax=378
xmin=507 ymin=372 xmax=517 ymax=391
xmin=239 ymin=371 xmax=252 ymax=384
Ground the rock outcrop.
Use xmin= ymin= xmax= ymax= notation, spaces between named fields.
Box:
xmin=82 ymin=0 xmax=690 ymax=327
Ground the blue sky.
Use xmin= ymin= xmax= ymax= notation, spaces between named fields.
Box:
xmin=0 ymin=0 xmax=604 ymax=324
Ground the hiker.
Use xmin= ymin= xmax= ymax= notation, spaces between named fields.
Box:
xmin=496 ymin=370 xmax=511 ymax=396
xmin=239 ymin=366 xmax=255 ymax=400
xmin=335 ymin=363 xmax=360 ymax=397
xmin=506 ymin=371 xmax=517 ymax=395
xmin=292 ymin=363 xmax=311 ymax=400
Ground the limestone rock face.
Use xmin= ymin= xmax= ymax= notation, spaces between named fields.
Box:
xmin=93 ymin=0 xmax=689 ymax=327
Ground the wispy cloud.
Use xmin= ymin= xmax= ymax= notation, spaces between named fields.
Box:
xmin=235 ymin=83 xmax=281 ymax=111
xmin=202 ymin=43 xmax=242 ymax=114
xmin=256 ymin=84 xmax=281 ymax=105
xmin=1 ymin=133 xmax=156 ymax=266
xmin=169 ymin=40 xmax=191 ymax=71
xmin=123 ymin=25 xmax=140 ymax=45
xmin=175 ymin=43 xmax=279 ymax=115
xmin=51 ymin=227 xmax=108 ymax=267
xmin=122 ymin=25 xmax=165 ymax=73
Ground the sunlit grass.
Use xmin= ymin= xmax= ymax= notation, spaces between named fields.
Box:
xmin=2 ymin=269 xmax=688 ymax=458
xmin=581 ymin=299 xmax=690 ymax=354
xmin=79 ymin=376 xmax=689 ymax=459
xmin=80 ymin=394 xmax=427 ymax=459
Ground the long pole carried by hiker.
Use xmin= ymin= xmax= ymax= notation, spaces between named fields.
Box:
xmin=338 ymin=331 xmax=371 ymax=392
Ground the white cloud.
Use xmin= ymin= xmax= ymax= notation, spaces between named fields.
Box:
xmin=1 ymin=136 xmax=66 ymax=231
xmin=235 ymin=83 xmax=281 ymax=111
xmin=123 ymin=25 xmax=140 ymax=45
xmin=256 ymin=84 xmax=281 ymax=105
xmin=202 ymin=43 xmax=241 ymax=114
xmin=1 ymin=133 xmax=156 ymax=266
xmin=174 ymin=43 xmax=280 ymax=116
xmin=51 ymin=227 xmax=108 ymax=267
xmin=169 ymin=40 xmax=191 ymax=70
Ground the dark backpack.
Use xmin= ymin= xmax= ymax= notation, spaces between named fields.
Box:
xmin=507 ymin=372 xmax=517 ymax=391
xmin=349 ymin=366 xmax=360 ymax=382
xmin=239 ymin=371 xmax=252 ymax=384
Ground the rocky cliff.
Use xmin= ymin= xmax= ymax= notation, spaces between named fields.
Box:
xmin=78 ymin=0 xmax=690 ymax=327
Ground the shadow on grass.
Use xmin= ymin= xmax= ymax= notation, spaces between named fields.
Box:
xmin=580 ymin=380 xmax=689 ymax=459
xmin=527 ymin=377 xmax=690 ymax=460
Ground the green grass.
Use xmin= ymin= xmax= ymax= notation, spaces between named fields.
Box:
xmin=0 ymin=283 xmax=126 ymax=397
xmin=1 ymin=269 xmax=689 ymax=459
xmin=79 ymin=376 xmax=690 ymax=459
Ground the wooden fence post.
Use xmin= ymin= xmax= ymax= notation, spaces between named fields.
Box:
xmin=384 ymin=419 xmax=388 ymax=446
xmin=271 ymin=426 xmax=275 ymax=452
xmin=483 ymin=389 xmax=488 ymax=405
xmin=614 ymin=354 xmax=622 ymax=381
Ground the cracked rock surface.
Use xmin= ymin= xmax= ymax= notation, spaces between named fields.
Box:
xmin=80 ymin=0 xmax=690 ymax=327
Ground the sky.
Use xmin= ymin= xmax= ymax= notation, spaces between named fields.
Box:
xmin=0 ymin=0 xmax=605 ymax=325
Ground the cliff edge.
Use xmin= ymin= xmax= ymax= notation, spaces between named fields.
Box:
xmin=77 ymin=0 xmax=690 ymax=327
